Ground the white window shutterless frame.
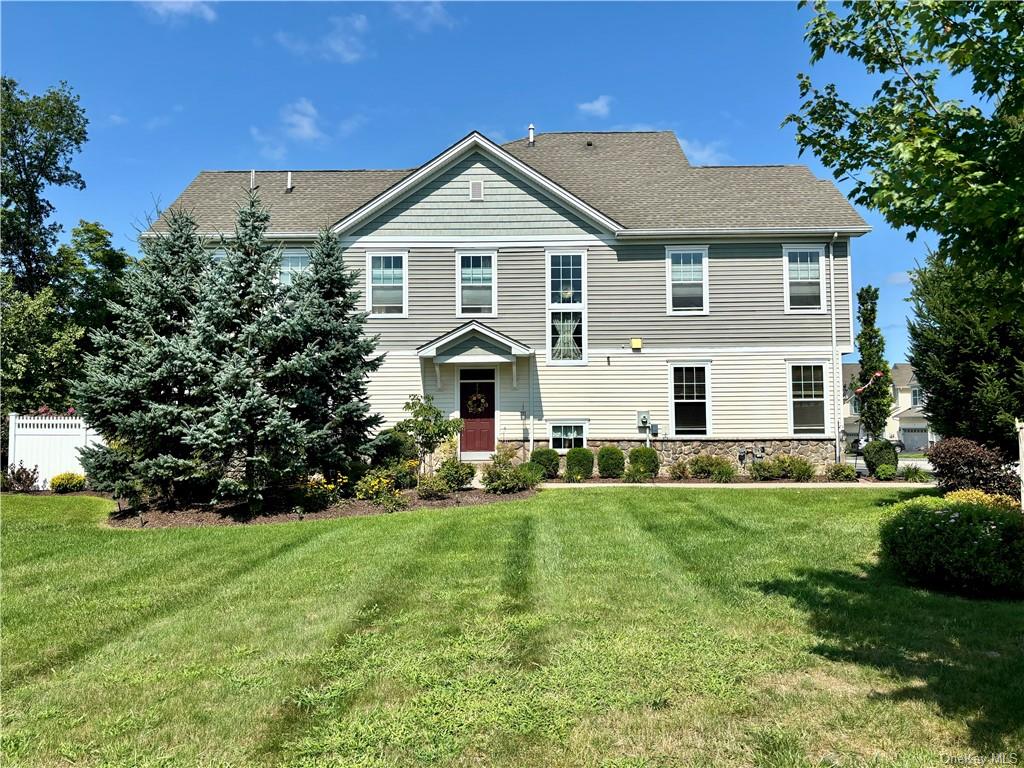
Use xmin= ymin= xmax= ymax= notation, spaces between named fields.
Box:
xmin=783 ymin=245 xmax=827 ymax=313
xmin=546 ymin=249 xmax=587 ymax=365
xmin=665 ymin=246 xmax=710 ymax=315
xmin=366 ymin=251 xmax=408 ymax=318
xmin=455 ymin=250 xmax=497 ymax=317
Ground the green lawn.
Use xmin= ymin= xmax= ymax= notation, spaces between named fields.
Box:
xmin=2 ymin=489 xmax=1021 ymax=767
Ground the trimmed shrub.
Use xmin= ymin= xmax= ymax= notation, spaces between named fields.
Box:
xmin=899 ymin=465 xmax=931 ymax=483
xmin=927 ymin=437 xmax=1019 ymax=496
xmin=748 ymin=459 xmax=780 ymax=481
xmin=372 ymin=428 xmax=418 ymax=465
xmin=668 ymin=459 xmax=689 ymax=480
xmin=597 ymin=445 xmax=626 ymax=479
xmin=49 ymin=472 xmax=87 ymax=494
xmin=1 ymin=462 xmax=40 ymax=492
xmin=874 ymin=463 xmax=897 ymax=481
xmin=863 ymin=440 xmax=899 ymax=476
xmin=690 ymin=455 xmax=735 ymax=481
xmin=880 ymin=495 xmax=1024 ymax=597
xmin=623 ymin=464 xmax=652 ymax=483
xmin=565 ymin=447 xmax=594 ymax=481
xmin=628 ymin=447 xmax=660 ymax=478
xmin=530 ymin=447 xmax=561 ymax=479
xmin=944 ymin=489 xmax=1020 ymax=511
xmin=436 ymin=458 xmax=475 ymax=490
xmin=416 ymin=474 xmax=450 ymax=500
xmin=780 ymin=456 xmax=815 ymax=482
xmin=825 ymin=463 xmax=858 ymax=482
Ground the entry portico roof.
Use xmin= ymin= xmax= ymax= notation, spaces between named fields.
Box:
xmin=416 ymin=321 xmax=533 ymax=362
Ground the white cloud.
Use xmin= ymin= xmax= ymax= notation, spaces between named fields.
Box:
xmin=337 ymin=113 xmax=368 ymax=137
xmin=108 ymin=113 xmax=127 ymax=126
xmin=886 ymin=270 xmax=912 ymax=285
xmin=139 ymin=1 xmax=216 ymax=23
xmin=679 ymin=137 xmax=732 ymax=165
xmin=276 ymin=14 xmax=369 ymax=63
xmin=578 ymin=95 xmax=612 ymax=119
xmin=281 ymin=98 xmax=323 ymax=141
xmin=145 ymin=115 xmax=171 ymax=131
xmin=250 ymin=126 xmax=286 ymax=162
xmin=392 ymin=2 xmax=455 ymax=32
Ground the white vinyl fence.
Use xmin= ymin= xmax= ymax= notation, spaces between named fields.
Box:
xmin=7 ymin=413 xmax=104 ymax=489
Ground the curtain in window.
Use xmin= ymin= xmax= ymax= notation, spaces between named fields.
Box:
xmin=551 ymin=312 xmax=581 ymax=360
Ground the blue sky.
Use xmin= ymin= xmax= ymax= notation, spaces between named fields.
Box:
xmin=3 ymin=1 xmax=951 ymax=361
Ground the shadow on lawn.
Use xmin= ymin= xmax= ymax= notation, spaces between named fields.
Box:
xmin=759 ymin=563 xmax=1024 ymax=752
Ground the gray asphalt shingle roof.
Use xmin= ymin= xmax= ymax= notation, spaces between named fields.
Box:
xmin=154 ymin=131 xmax=867 ymax=235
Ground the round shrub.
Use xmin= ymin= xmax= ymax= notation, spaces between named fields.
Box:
xmin=874 ymin=463 xmax=897 ymax=481
xmin=436 ymin=458 xmax=475 ymax=490
xmin=416 ymin=474 xmax=450 ymax=500
xmin=690 ymin=455 xmax=735 ymax=480
xmin=927 ymin=437 xmax=1019 ymax=496
xmin=49 ymin=472 xmax=87 ymax=494
xmin=628 ymin=447 xmax=660 ymax=478
xmin=530 ymin=447 xmax=561 ymax=479
xmin=597 ymin=445 xmax=626 ymax=478
xmin=668 ymin=459 xmax=689 ymax=480
xmin=863 ymin=440 xmax=899 ymax=476
xmin=748 ymin=459 xmax=780 ymax=481
xmin=564 ymin=447 xmax=594 ymax=481
xmin=825 ymin=463 xmax=858 ymax=482
xmin=944 ymin=489 xmax=1020 ymax=511
xmin=880 ymin=496 xmax=1024 ymax=597
xmin=372 ymin=428 xmax=418 ymax=465
xmin=779 ymin=456 xmax=815 ymax=482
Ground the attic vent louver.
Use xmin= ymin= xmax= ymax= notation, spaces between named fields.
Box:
xmin=469 ymin=179 xmax=484 ymax=201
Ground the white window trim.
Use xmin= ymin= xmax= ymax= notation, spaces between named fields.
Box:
xmin=455 ymin=250 xmax=498 ymax=318
xmin=545 ymin=248 xmax=588 ymax=367
xmin=665 ymin=245 xmax=710 ymax=316
xmin=547 ymin=419 xmax=588 ymax=454
xmin=456 ymin=365 xmax=499 ymax=459
xmin=666 ymin=361 xmax=713 ymax=438
xmin=782 ymin=244 xmax=827 ymax=315
xmin=366 ymin=250 xmax=409 ymax=319
xmin=911 ymin=386 xmax=923 ymax=407
xmin=278 ymin=246 xmax=311 ymax=286
xmin=468 ymin=179 xmax=485 ymax=201
xmin=786 ymin=358 xmax=830 ymax=437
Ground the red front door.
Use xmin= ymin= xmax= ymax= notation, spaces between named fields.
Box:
xmin=460 ymin=373 xmax=495 ymax=454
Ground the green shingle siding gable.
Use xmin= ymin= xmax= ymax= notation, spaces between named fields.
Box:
xmin=352 ymin=152 xmax=602 ymax=238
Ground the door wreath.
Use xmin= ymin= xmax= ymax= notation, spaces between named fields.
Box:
xmin=466 ymin=392 xmax=489 ymax=416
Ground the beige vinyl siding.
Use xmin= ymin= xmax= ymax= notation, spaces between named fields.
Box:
xmin=368 ymin=350 xmax=838 ymax=442
xmin=588 ymin=240 xmax=851 ymax=349
xmin=346 ymin=240 xmax=851 ymax=352
xmin=351 ymin=152 xmax=601 ymax=238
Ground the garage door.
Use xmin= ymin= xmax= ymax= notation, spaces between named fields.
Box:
xmin=900 ymin=427 xmax=929 ymax=452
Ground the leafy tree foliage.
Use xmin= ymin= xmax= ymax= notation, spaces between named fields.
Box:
xmin=275 ymin=229 xmax=383 ymax=479
xmin=396 ymin=395 xmax=463 ymax=473
xmin=854 ymin=286 xmax=893 ymax=438
xmin=1 ymin=77 xmax=88 ymax=296
xmin=908 ymin=250 xmax=1023 ymax=459
xmin=786 ymin=2 xmax=1024 ymax=306
xmin=0 ymin=274 xmax=83 ymax=414
xmin=76 ymin=209 xmax=211 ymax=504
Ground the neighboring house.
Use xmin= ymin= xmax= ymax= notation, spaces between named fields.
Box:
xmin=842 ymin=363 xmax=937 ymax=452
xmin=156 ymin=130 xmax=869 ymax=465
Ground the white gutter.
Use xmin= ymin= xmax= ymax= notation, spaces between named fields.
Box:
xmin=828 ymin=231 xmax=841 ymax=463
xmin=615 ymin=226 xmax=871 ymax=238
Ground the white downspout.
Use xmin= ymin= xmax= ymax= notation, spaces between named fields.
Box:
xmin=528 ymin=355 xmax=535 ymax=452
xmin=828 ymin=232 xmax=840 ymax=463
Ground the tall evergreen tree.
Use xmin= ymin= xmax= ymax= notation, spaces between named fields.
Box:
xmin=76 ymin=209 xmax=211 ymax=504
xmin=854 ymin=285 xmax=894 ymax=439
xmin=908 ymin=250 xmax=1023 ymax=459
xmin=186 ymin=191 xmax=307 ymax=508
xmin=274 ymin=229 xmax=383 ymax=479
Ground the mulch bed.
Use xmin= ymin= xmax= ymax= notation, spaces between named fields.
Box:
xmin=107 ymin=488 xmax=537 ymax=529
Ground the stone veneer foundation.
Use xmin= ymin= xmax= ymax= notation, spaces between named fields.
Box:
xmin=497 ymin=438 xmax=837 ymax=473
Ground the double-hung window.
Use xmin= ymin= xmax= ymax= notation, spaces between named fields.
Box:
xmin=671 ymin=364 xmax=710 ymax=436
xmin=784 ymin=246 xmax=826 ymax=312
xmin=549 ymin=421 xmax=586 ymax=452
xmin=547 ymin=251 xmax=585 ymax=364
xmin=367 ymin=251 xmax=407 ymax=316
xmin=456 ymin=251 xmax=496 ymax=316
xmin=911 ymin=387 xmax=923 ymax=407
xmin=666 ymin=246 xmax=709 ymax=314
xmin=790 ymin=363 xmax=826 ymax=435
xmin=279 ymin=248 xmax=310 ymax=286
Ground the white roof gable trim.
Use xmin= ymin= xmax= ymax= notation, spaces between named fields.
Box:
xmin=332 ymin=132 xmax=623 ymax=235
xmin=417 ymin=321 xmax=533 ymax=359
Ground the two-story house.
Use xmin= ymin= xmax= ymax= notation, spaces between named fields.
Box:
xmin=159 ymin=130 xmax=869 ymax=467
xmin=842 ymin=363 xmax=936 ymax=452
